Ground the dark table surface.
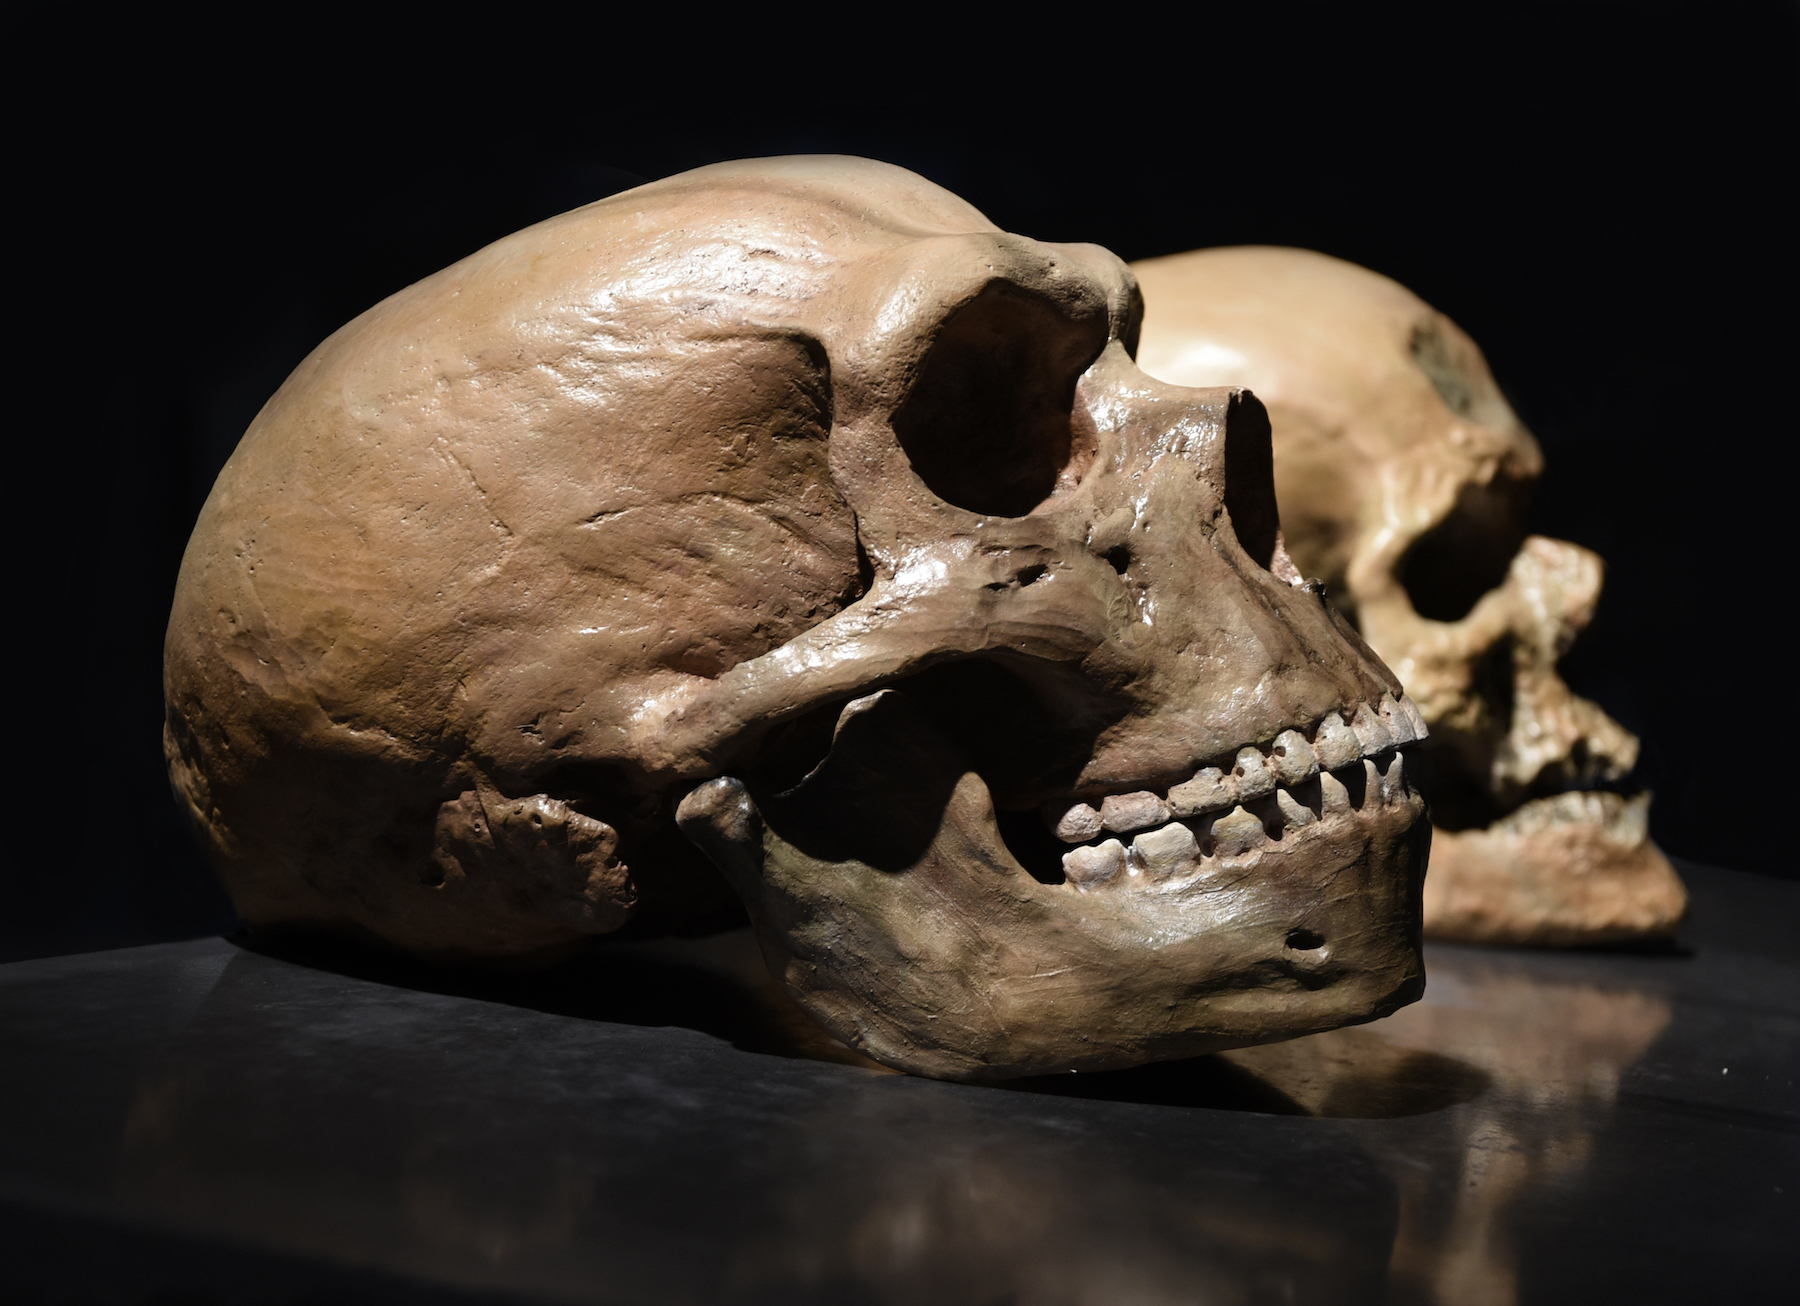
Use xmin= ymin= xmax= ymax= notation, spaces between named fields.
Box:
xmin=3 ymin=859 xmax=1794 ymax=1305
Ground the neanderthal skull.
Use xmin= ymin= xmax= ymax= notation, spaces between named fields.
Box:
xmin=1131 ymin=246 xmax=1686 ymax=946
xmin=165 ymin=162 xmax=1428 ymax=1080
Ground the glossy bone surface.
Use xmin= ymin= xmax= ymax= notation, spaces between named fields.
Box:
xmin=166 ymin=162 xmax=1427 ymax=1078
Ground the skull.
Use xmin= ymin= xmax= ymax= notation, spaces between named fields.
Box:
xmin=1130 ymin=246 xmax=1686 ymax=946
xmin=165 ymin=161 xmax=1428 ymax=1080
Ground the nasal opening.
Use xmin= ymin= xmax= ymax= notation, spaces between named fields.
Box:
xmin=1222 ymin=390 xmax=1280 ymax=569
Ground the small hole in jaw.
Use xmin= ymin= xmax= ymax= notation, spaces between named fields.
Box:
xmin=1286 ymin=927 xmax=1326 ymax=950
xmin=1016 ymin=564 xmax=1048 ymax=586
xmin=1104 ymin=544 xmax=1131 ymax=575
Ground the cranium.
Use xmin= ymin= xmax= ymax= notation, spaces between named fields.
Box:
xmin=165 ymin=160 xmax=1428 ymax=1081
xmin=1131 ymin=246 xmax=1686 ymax=946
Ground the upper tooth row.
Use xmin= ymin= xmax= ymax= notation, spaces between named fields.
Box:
xmin=1047 ymin=694 xmax=1425 ymax=842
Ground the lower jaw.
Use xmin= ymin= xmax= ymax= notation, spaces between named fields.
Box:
xmin=1422 ymin=791 xmax=1688 ymax=947
xmin=716 ymin=690 xmax=1434 ymax=1080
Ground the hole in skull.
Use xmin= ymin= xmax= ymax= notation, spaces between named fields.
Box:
xmin=1222 ymin=391 xmax=1280 ymax=569
xmin=1104 ymin=544 xmax=1131 ymax=575
xmin=1409 ymin=321 xmax=1517 ymax=429
xmin=755 ymin=699 xmax=849 ymax=796
xmin=892 ymin=282 xmax=1106 ymax=517
xmin=1397 ymin=479 xmax=1532 ymax=622
xmin=1285 ymin=928 xmax=1326 ymax=950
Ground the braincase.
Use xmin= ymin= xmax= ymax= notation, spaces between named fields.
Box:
xmin=167 ymin=158 xmax=997 ymax=789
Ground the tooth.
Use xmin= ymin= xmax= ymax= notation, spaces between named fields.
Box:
xmin=1131 ymin=822 xmax=1201 ymax=878
xmin=1399 ymin=694 xmax=1428 ymax=740
xmin=1100 ymin=791 xmax=1172 ymax=834
xmin=1352 ymin=703 xmax=1395 ymax=756
xmin=1211 ymin=807 xmax=1265 ymax=857
xmin=1270 ymin=729 xmax=1319 ymax=786
xmin=1377 ymin=750 xmax=1409 ymax=803
xmin=1063 ymin=839 xmax=1125 ymax=888
xmin=1276 ymin=786 xmax=1318 ymax=828
xmin=1378 ymin=696 xmax=1418 ymax=747
xmin=1233 ymin=747 xmax=1277 ymax=801
xmin=1318 ymin=769 xmax=1352 ymax=813
xmin=1047 ymin=802 xmax=1103 ymax=843
xmin=1312 ymin=712 xmax=1361 ymax=771
xmin=1168 ymin=767 xmax=1235 ymax=817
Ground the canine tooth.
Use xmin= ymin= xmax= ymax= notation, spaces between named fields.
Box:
xmin=1101 ymin=791 xmax=1171 ymax=834
xmin=1131 ymin=822 xmax=1201 ymax=878
xmin=1352 ymin=703 xmax=1395 ymax=755
xmin=1313 ymin=712 xmax=1361 ymax=770
xmin=1270 ymin=729 xmax=1319 ymax=786
xmin=1048 ymin=802 xmax=1103 ymax=843
xmin=1211 ymin=807 xmax=1265 ymax=857
xmin=1233 ymin=747 xmax=1277 ymax=801
xmin=1063 ymin=839 xmax=1125 ymax=888
xmin=1276 ymin=786 xmax=1319 ymax=828
xmin=1399 ymin=694 xmax=1428 ymax=740
xmin=1318 ymin=769 xmax=1352 ymax=813
xmin=1377 ymin=750 xmax=1409 ymax=803
xmin=1378 ymin=696 xmax=1418 ymax=747
xmin=1361 ymin=758 xmax=1382 ymax=802
xmin=1168 ymin=767 xmax=1235 ymax=817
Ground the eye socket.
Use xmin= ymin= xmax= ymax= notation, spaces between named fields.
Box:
xmin=1398 ymin=479 xmax=1531 ymax=622
xmin=893 ymin=283 xmax=1107 ymax=518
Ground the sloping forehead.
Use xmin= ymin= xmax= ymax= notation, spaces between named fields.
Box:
xmin=623 ymin=156 xmax=1003 ymax=244
xmin=430 ymin=157 xmax=1005 ymax=340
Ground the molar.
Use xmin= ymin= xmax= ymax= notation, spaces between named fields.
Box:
xmin=1063 ymin=839 xmax=1125 ymax=888
xmin=1271 ymin=729 xmax=1319 ymax=786
xmin=1211 ymin=807 xmax=1265 ymax=857
xmin=1168 ymin=767 xmax=1234 ymax=817
xmin=1131 ymin=822 xmax=1201 ymax=879
xmin=1101 ymin=791 xmax=1172 ymax=834
xmin=1312 ymin=712 xmax=1361 ymax=771
xmin=1353 ymin=703 xmax=1395 ymax=755
xmin=1233 ymin=747 xmax=1277 ymax=801
xmin=1048 ymin=801 xmax=1103 ymax=843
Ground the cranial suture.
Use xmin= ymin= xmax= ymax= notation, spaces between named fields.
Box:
xmin=165 ymin=159 xmax=1428 ymax=1080
xmin=1131 ymin=245 xmax=1685 ymax=947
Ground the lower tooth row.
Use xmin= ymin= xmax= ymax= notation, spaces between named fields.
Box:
xmin=1062 ymin=752 xmax=1415 ymax=889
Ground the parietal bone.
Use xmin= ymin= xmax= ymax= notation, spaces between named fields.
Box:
xmin=165 ymin=160 xmax=1430 ymax=1080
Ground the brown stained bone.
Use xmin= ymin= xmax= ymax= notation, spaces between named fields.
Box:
xmin=167 ymin=160 xmax=1428 ymax=1077
xmin=1130 ymin=246 xmax=1686 ymax=946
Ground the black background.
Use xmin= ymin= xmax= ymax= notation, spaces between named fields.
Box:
xmin=13 ymin=4 xmax=1796 ymax=960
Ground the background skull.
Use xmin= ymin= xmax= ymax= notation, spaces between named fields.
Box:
xmin=165 ymin=161 xmax=1428 ymax=1080
xmin=1130 ymin=246 xmax=1686 ymax=946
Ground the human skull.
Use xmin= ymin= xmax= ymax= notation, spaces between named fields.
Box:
xmin=1130 ymin=246 xmax=1686 ymax=946
xmin=165 ymin=161 xmax=1428 ymax=1080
